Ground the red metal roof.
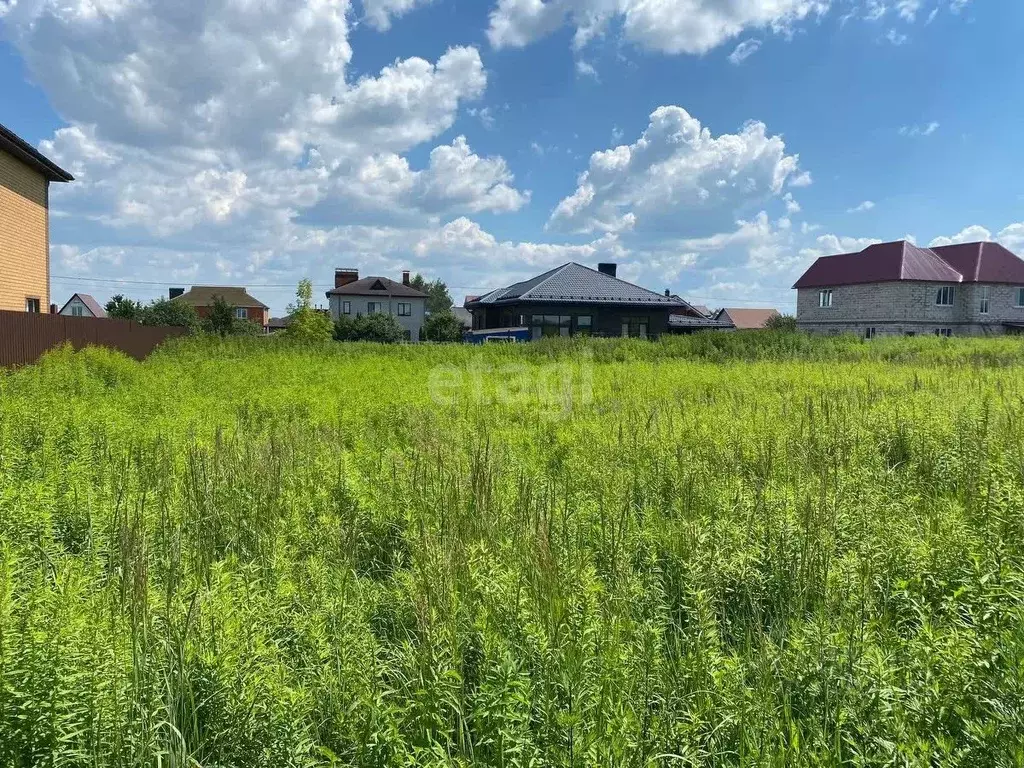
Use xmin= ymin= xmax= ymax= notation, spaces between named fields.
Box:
xmin=791 ymin=240 xmax=1018 ymax=289
xmin=930 ymin=242 xmax=1024 ymax=284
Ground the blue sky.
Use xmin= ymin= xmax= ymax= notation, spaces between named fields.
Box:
xmin=1 ymin=0 xmax=1018 ymax=315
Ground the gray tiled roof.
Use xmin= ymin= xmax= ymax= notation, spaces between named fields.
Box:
xmin=470 ymin=263 xmax=685 ymax=307
xmin=668 ymin=314 xmax=732 ymax=328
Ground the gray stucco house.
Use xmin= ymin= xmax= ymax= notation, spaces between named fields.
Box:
xmin=794 ymin=240 xmax=1024 ymax=337
xmin=326 ymin=269 xmax=427 ymax=341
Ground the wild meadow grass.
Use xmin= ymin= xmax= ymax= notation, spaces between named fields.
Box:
xmin=1 ymin=333 xmax=1023 ymax=766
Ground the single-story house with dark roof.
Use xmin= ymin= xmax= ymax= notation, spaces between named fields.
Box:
xmin=794 ymin=239 xmax=1024 ymax=337
xmin=59 ymin=293 xmax=106 ymax=318
xmin=326 ymin=268 xmax=428 ymax=341
xmin=171 ymin=286 xmax=270 ymax=328
xmin=465 ymin=262 xmax=689 ymax=339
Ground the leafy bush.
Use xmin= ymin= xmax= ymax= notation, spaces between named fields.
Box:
xmin=334 ymin=312 xmax=406 ymax=343
xmin=422 ymin=309 xmax=465 ymax=342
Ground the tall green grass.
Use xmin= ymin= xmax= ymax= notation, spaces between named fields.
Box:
xmin=1 ymin=335 xmax=1023 ymax=766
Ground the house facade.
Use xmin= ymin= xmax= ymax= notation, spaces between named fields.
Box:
xmin=326 ymin=269 xmax=427 ymax=341
xmin=0 ymin=123 xmax=74 ymax=313
xmin=171 ymin=286 xmax=270 ymax=328
xmin=466 ymin=262 xmax=686 ymax=340
xmin=794 ymin=240 xmax=1024 ymax=337
xmin=59 ymin=293 xmax=106 ymax=318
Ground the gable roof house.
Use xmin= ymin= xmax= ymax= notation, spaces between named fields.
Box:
xmin=171 ymin=286 xmax=270 ymax=328
xmin=794 ymin=240 xmax=1024 ymax=337
xmin=465 ymin=262 xmax=688 ymax=340
xmin=0 ymin=123 xmax=74 ymax=313
xmin=59 ymin=293 xmax=106 ymax=318
xmin=326 ymin=269 xmax=428 ymax=341
xmin=714 ymin=307 xmax=781 ymax=330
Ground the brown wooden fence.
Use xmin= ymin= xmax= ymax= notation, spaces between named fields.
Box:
xmin=0 ymin=310 xmax=188 ymax=367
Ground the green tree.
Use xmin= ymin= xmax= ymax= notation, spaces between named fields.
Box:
xmin=422 ymin=310 xmax=465 ymax=342
xmin=285 ymin=279 xmax=333 ymax=343
xmin=104 ymin=294 xmax=144 ymax=321
xmin=765 ymin=313 xmax=798 ymax=333
xmin=410 ymin=274 xmax=454 ymax=315
xmin=141 ymin=298 xmax=200 ymax=330
xmin=204 ymin=295 xmax=236 ymax=337
xmin=334 ymin=313 xmax=405 ymax=343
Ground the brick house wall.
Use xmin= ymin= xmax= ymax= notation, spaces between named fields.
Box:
xmin=192 ymin=304 xmax=269 ymax=327
xmin=0 ymin=149 xmax=49 ymax=312
xmin=797 ymin=281 xmax=1024 ymax=336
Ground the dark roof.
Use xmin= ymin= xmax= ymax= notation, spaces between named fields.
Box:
xmin=690 ymin=304 xmax=712 ymax=317
xmin=326 ymin=276 xmax=427 ymax=298
xmin=930 ymin=242 xmax=1024 ymax=284
xmin=716 ymin=308 xmax=781 ymax=329
xmin=267 ymin=316 xmax=292 ymax=329
xmin=794 ymin=239 xmax=1024 ymax=289
xmin=60 ymin=293 xmax=106 ymax=317
xmin=668 ymin=314 xmax=733 ymax=329
xmin=173 ymin=286 xmax=269 ymax=309
xmin=0 ymin=123 xmax=74 ymax=182
xmin=468 ymin=263 xmax=686 ymax=308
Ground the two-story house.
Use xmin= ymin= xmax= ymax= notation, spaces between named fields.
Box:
xmin=326 ymin=269 xmax=428 ymax=341
xmin=0 ymin=123 xmax=74 ymax=312
xmin=170 ymin=286 xmax=270 ymax=328
xmin=794 ymin=240 xmax=1024 ymax=337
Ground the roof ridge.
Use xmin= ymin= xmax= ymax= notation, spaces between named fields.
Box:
xmin=569 ymin=261 xmax=675 ymax=302
xmin=519 ymin=263 xmax=573 ymax=299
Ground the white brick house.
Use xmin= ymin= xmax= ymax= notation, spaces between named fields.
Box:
xmin=794 ymin=240 xmax=1024 ymax=337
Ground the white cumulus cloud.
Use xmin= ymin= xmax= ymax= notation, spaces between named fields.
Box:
xmin=728 ymin=38 xmax=762 ymax=64
xmin=548 ymin=105 xmax=809 ymax=238
xmin=487 ymin=0 xmax=829 ymax=55
xmin=847 ymin=200 xmax=875 ymax=213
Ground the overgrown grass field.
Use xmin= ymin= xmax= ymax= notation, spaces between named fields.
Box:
xmin=1 ymin=334 xmax=1023 ymax=766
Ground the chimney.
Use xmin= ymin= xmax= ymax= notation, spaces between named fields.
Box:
xmin=49 ymin=303 xmax=58 ymax=314
xmin=402 ymin=270 xmax=410 ymax=286
xmin=169 ymin=287 xmax=185 ymax=300
xmin=335 ymin=268 xmax=359 ymax=288
xmin=664 ymin=289 xmax=670 ymax=297
xmin=598 ymin=262 xmax=617 ymax=278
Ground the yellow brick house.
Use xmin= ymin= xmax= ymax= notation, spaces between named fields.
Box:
xmin=0 ymin=123 xmax=73 ymax=313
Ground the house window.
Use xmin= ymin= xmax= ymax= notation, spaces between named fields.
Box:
xmin=367 ymin=302 xmax=382 ymax=314
xmin=1017 ymin=288 xmax=1024 ymax=307
xmin=71 ymin=305 xmax=84 ymax=317
xmin=935 ymin=286 xmax=955 ymax=306
xmin=235 ymin=307 xmax=248 ymax=320
xmin=25 ymin=298 xmax=40 ymax=313
xmin=818 ymin=289 xmax=833 ymax=308
xmin=342 ymin=301 xmax=351 ymax=315
xmin=397 ymin=302 xmax=412 ymax=317
xmin=979 ymin=286 xmax=990 ymax=315
xmin=864 ymin=327 xmax=876 ymax=339
xmin=935 ymin=328 xmax=953 ymax=337
xmin=529 ymin=315 xmax=571 ymax=337
xmin=621 ymin=317 xmax=648 ymax=339
xmin=576 ymin=315 xmax=592 ymax=336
